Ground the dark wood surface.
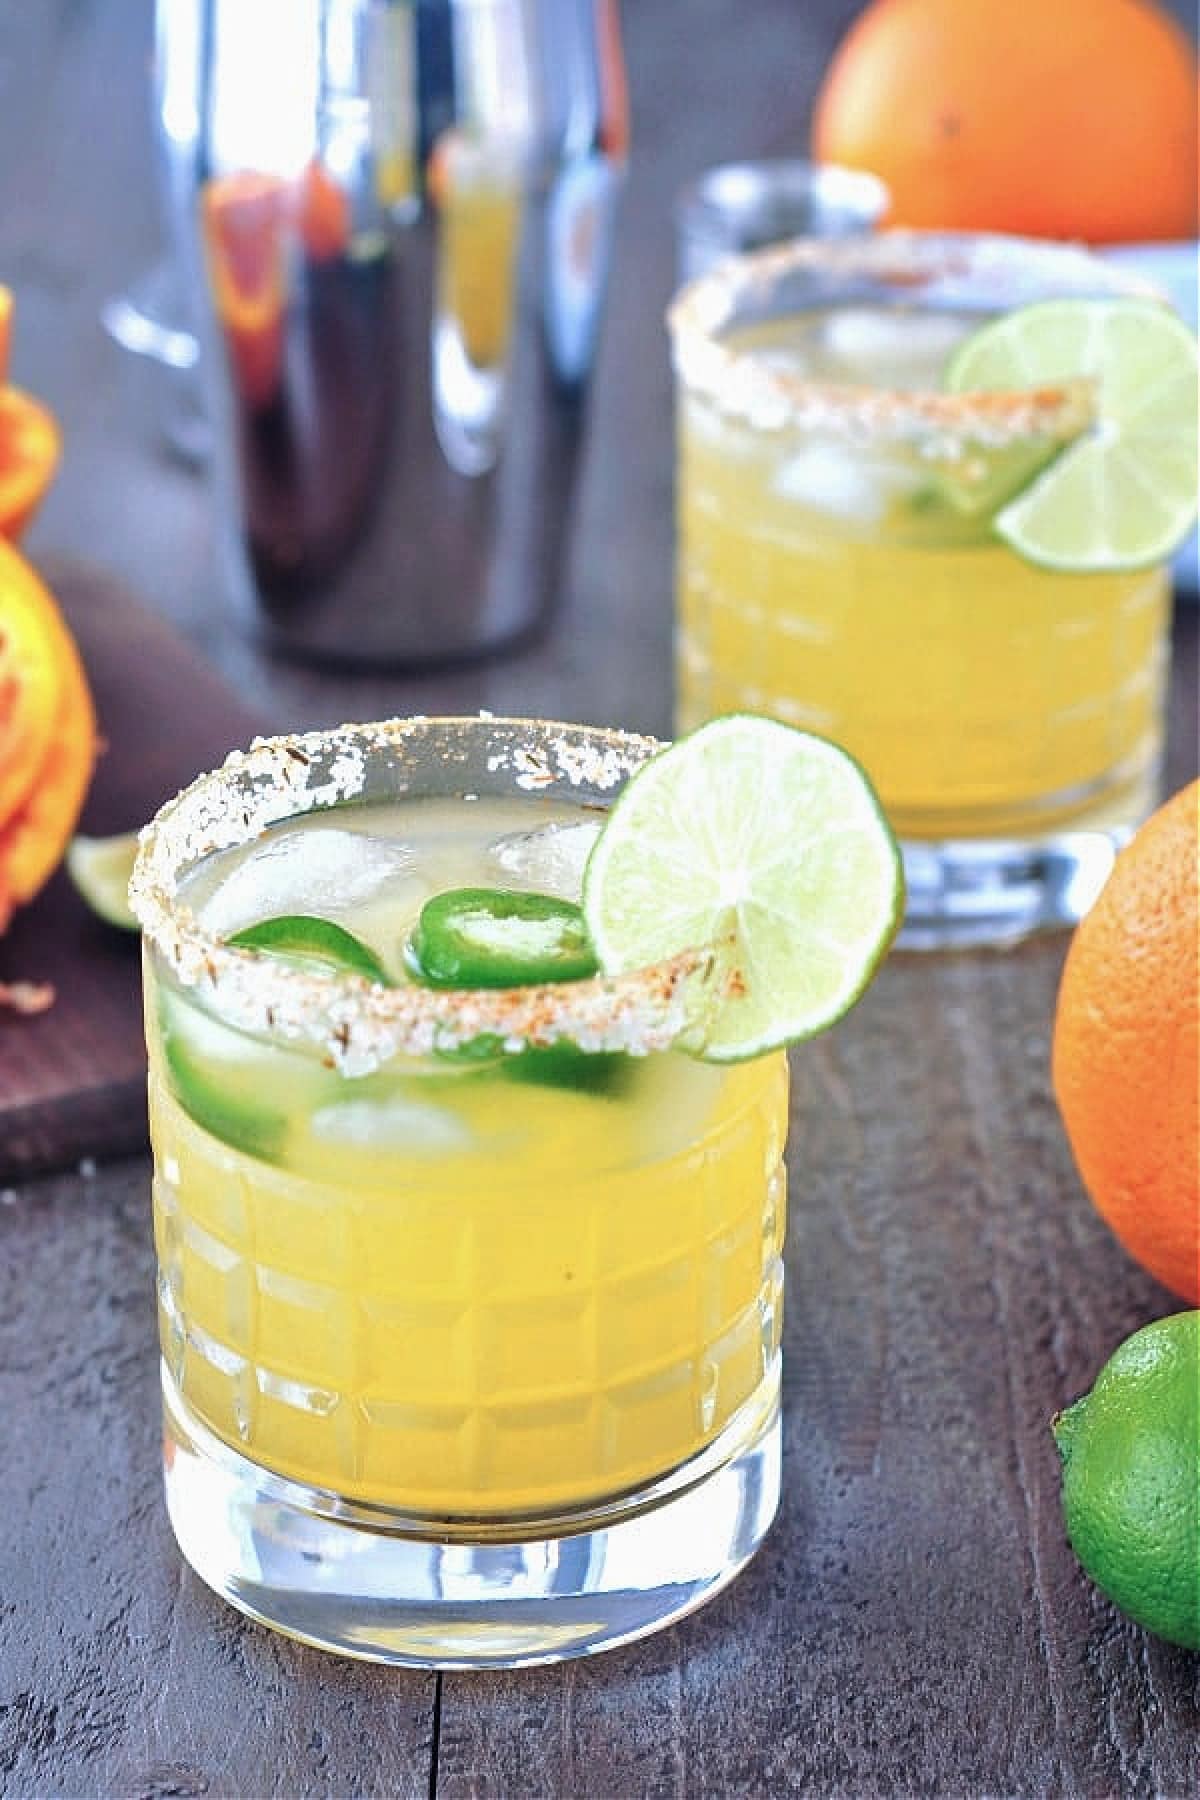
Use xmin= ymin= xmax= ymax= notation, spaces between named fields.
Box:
xmin=0 ymin=565 xmax=263 ymax=1179
xmin=1 ymin=3 xmax=1198 ymax=1796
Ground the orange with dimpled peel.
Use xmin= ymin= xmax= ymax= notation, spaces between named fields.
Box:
xmin=0 ymin=284 xmax=60 ymax=542
xmin=0 ymin=539 xmax=97 ymax=933
xmin=813 ymin=0 xmax=1199 ymax=244
xmin=1052 ymin=782 xmax=1200 ymax=1303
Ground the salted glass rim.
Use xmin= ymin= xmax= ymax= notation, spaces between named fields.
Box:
xmin=129 ymin=714 xmax=717 ymax=1075
xmin=667 ymin=228 xmax=1155 ymax=450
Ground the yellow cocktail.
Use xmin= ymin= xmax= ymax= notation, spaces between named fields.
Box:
xmin=148 ymin=806 xmax=786 ymax=1516
xmin=132 ymin=717 xmax=790 ymax=1668
xmin=670 ymin=233 xmax=1174 ymax=945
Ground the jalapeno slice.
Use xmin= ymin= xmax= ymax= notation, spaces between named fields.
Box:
xmin=227 ymin=914 xmax=391 ymax=985
xmin=504 ymin=1043 xmax=634 ymax=1096
xmin=406 ymin=887 xmax=599 ymax=988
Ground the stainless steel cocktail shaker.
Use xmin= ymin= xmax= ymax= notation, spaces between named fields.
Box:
xmin=155 ymin=0 xmax=628 ymax=665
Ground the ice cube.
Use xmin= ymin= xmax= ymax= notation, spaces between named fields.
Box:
xmin=820 ymin=307 xmax=972 ymax=389
xmin=772 ymin=443 xmax=888 ymax=523
xmin=754 ymin=341 xmax=813 ymax=380
xmin=489 ymin=818 xmax=603 ymax=901
xmin=197 ymin=827 xmax=419 ymax=938
xmin=310 ymin=1096 xmax=472 ymax=1154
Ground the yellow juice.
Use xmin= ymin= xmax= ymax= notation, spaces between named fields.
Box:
xmin=148 ymin=796 xmax=788 ymax=1518
xmin=676 ymin=305 xmax=1170 ymax=841
xmin=435 ymin=135 xmax=521 ymax=368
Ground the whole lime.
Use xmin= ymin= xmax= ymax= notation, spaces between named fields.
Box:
xmin=1053 ymin=1312 xmax=1199 ymax=1650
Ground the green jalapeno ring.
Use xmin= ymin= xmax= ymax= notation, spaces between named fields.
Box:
xmin=227 ymin=914 xmax=392 ymax=985
xmin=406 ymin=887 xmax=599 ymax=989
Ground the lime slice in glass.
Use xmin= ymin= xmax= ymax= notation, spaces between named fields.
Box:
xmin=159 ymin=980 xmax=354 ymax=1162
xmin=945 ymin=298 xmax=1199 ymax=571
xmin=160 ymin=993 xmax=291 ymax=1162
xmin=164 ymin=1032 xmax=288 ymax=1161
xmin=582 ymin=714 xmax=903 ymax=1062
xmin=66 ymin=831 xmax=140 ymax=930
xmin=227 ymin=914 xmax=391 ymax=984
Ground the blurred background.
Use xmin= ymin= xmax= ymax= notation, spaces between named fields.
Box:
xmin=0 ymin=0 xmax=1195 ymax=741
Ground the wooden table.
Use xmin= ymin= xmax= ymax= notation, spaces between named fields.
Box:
xmin=1 ymin=3 xmax=1197 ymax=1794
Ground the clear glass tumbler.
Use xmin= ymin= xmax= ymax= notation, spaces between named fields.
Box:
xmin=130 ymin=716 xmax=788 ymax=1668
xmin=669 ymin=231 xmax=1172 ymax=948
xmin=675 ymin=158 xmax=888 ymax=286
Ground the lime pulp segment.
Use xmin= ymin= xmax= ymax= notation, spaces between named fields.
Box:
xmin=945 ymin=298 xmax=1199 ymax=572
xmin=160 ymin=991 xmax=291 ymax=1162
xmin=582 ymin=714 xmax=903 ymax=1061
xmin=66 ymin=831 xmax=140 ymax=930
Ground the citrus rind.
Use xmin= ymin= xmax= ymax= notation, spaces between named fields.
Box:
xmin=66 ymin=831 xmax=140 ymax=931
xmin=946 ymin=298 xmax=1199 ymax=572
xmin=582 ymin=714 xmax=903 ymax=1062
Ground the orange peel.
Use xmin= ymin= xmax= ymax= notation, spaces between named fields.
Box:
xmin=200 ymin=171 xmax=292 ymax=408
xmin=0 ymin=285 xmax=11 ymax=384
xmin=0 ymin=544 xmax=69 ymax=829
xmin=298 ymin=159 xmax=350 ymax=262
xmin=0 ymin=542 xmax=97 ymax=931
xmin=0 ymin=386 xmax=62 ymax=541
xmin=0 ymin=285 xmax=61 ymax=541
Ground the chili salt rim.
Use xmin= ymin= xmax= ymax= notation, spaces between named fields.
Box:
xmin=128 ymin=715 xmax=720 ymax=1076
xmin=667 ymin=229 xmax=1156 ymax=452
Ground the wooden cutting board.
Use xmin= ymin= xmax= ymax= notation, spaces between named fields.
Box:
xmin=0 ymin=561 xmax=262 ymax=1180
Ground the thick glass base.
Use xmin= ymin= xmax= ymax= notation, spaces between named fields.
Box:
xmin=161 ymin=1362 xmax=781 ymax=1669
xmin=896 ymin=756 xmax=1161 ymax=950
xmin=898 ymin=828 xmax=1131 ymax=950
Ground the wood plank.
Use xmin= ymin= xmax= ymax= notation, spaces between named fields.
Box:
xmin=433 ymin=941 xmax=1200 ymax=1798
xmin=0 ymin=1163 xmax=436 ymax=1799
xmin=0 ymin=560 xmax=262 ymax=1178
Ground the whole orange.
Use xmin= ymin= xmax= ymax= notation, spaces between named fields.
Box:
xmin=0 ymin=540 xmax=97 ymax=933
xmin=812 ymin=0 xmax=1199 ymax=244
xmin=1052 ymin=782 xmax=1199 ymax=1303
xmin=0 ymin=285 xmax=60 ymax=541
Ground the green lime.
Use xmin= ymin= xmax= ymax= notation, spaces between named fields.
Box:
xmin=582 ymin=714 xmax=903 ymax=1062
xmin=945 ymin=298 xmax=1199 ymax=571
xmin=160 ymin=994 xmax=289 ymax=1163
xmin=406 ymin=888 xmax=599 ymax=988
xmin=66 ymin=831 xmax=140 ymax=931
xmin=227 ymin=914 xmax=391 ymax=984
xmin=1053 ymin=1311 xmax=1199 ymax=1650
xmin=164 ymin=1032 xmax=288 ymax=1162
xmin=920 ymin=437 xmax=1073 ymax=523
xmin=166 ymin=916 xmax=387 ymax=1157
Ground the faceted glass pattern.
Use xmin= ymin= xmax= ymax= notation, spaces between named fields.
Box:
xmin=152 ymin=1051 xmax=788 ymax=1518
